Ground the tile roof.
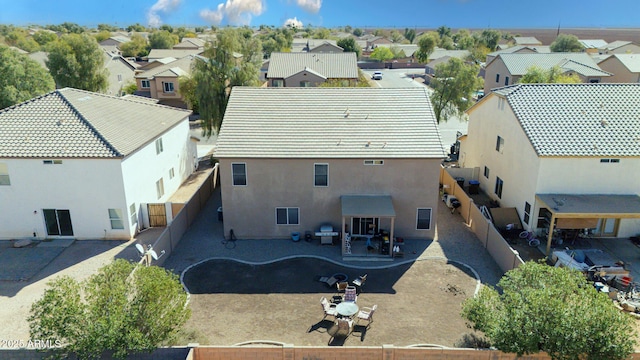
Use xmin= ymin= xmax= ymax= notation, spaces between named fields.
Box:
xmin=600 ymin=41 xmax=632 ymax=51
xmin=267 ymin=52 xmax=358 ymax=79
xmin=147 ymin=48 xmax=203 ymax=60
xmin=513 ymin=37 xmax=542 ymax=45
xmin=491 ymin=83 xmax=640 ymax=157
xmin=496 ymin=53 xmax=611 ymax=77
xmin=0 ymin=88 xmax=190 ymax=158
xmin=290 ymin=39 xmax=338 ymax=52
xmin=215 ymin=87 xmax=446 ymax=159
xmin=135 ymin=55 xmax=195 ymax=79
xmin=578 ymin=39 xmax=608 ymax=49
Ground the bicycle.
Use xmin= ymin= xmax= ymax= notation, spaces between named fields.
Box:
xmin=519 ymin=230 xmax=540 ymax=247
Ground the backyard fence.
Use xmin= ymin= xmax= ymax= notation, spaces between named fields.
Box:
xmin=440 ymin=166 xmax=524 ymax=273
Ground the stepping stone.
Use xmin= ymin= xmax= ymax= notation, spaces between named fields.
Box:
xmin=13 ymin=239 xmax=32 ymax=248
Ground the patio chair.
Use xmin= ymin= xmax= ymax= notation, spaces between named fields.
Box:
xmin=352 ymin=274 xmax=367 ymax=288
xmin=328 ymin=317 xmax=353 ymax=344
xmin=336 ymin=281 xmax=348 ymax=293
xmin=343 ymin=286 xmax=357 ymax=302
xmin=356 ymin=304 xmax=377 ymax=328
xmin=321 ymin=297 xmax=338 ymax=320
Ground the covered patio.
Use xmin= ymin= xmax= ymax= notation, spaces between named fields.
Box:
xmin=340 ymin=195 xmax=396 ymax=259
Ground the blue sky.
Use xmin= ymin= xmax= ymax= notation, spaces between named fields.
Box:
xmin=0 ymin=0 xmax=638 ymax=29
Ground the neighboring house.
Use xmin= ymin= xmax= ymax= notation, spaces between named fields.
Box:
xmin=173 ymin=37 xmax=206 ymax=50
xmin=458 ymin=83 xmax=640 ymax=252
xmin=366 ymin=36 xmax=393 ymax=50
xmin=513 ymin=36 xmax=542 ymax=46
xmin=214 ymin=87 xmax=446 ymax=257
xmin=291 ymin=39 xmax=339 ymax=52
xmin=485 ymin=45 xmax=540 ymax=64
xmin=0 ymin=88 xmax=196 ymax=240
xmin=146 ymin=48 xmax=203 ymax=61
xmin=99 ymin=36 xmax=131 ymax=54
xmin=28 ymin=51 xmax=49 ymax=69
xmin=266 ymin=52 xmax=358 ymax=87
xmin=103 ymin=51 xmax=138 ymax=96
xmin=599 ymin=41 xmax=640 ymax=55
xmin=578 ymin=39 xmax=608 ymax=54
xmin=309 ymin=41 xmax=344 ymax=53
xmin=376 ymin=44 xmax=419 ymax=59
xmin=428 ymin=48 xmax=470 ymax=62
xmin=598 ymin=54 xmax=640 ymax=83
xmin=134 ymin=55 xmax=197 ymax=108
xmin=425 ymin=56 xmax=453 ymax=75
xmin=483 ymin=53 xmax=612 ymax=94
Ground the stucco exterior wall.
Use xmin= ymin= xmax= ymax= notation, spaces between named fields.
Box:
xmin=598 ymin=57 xmax=640 ymax=83
xmin=0 ymin=158 xmax=127 ymax=240
xmin=483 ymin=59 xmax=511 ymax=94
xmin=218 ymin=157 xmax=441 ymax=240
xmin=284 ymin=71 xmax=327 ymax=87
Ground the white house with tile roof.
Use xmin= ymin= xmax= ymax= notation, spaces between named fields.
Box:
xmin=598 ymin=54 xmax=640 ymax=83
xmin=214 ymin=87 xmax=446 ymax=258
xmin=484 ymin=53 xmax=612 ymax=94
xmin=266 ymin=52 xmax=358 ymax=87
xmin=0 ymin=88 xmax=196 ymax=240
xmin=459 ymin=83 xmax=640 ymax=252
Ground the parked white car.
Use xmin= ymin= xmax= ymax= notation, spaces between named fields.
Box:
xmin=372 ymin=71 xmax=383 ymax=80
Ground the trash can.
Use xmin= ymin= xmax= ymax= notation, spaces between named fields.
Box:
xmin=217 ymin=206 xmax=223 ymax=221
xmin=291 ymin=232 xmax=301 ymax=242
xmin=455 ymin=177 xmax=465 ymax=188
xmin=468 ymin=180 xmax=480 ymax=194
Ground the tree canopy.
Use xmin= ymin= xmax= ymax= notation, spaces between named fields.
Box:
xmin=46 ymin=33 xmax=108 ymax=92
xmin=369 ymin=46 xmax=394 ymax=62
xmin=192 ymin=28 xmax=263 ymax=137
xmin=0 ymin=46 xmax=55 ymax=109
xmin=149 ymin=30 xmax=178 ymax=49
xmin=336 ymin=37 xmax=361 ymax=58
xmin=551 ymin=34 xmax=584 ymax=52
xmin=519 ymin=65 xmax=581 ymax=84
xmin=462 ymin=261 xmax=635 ymax=360
xmin=415 ymin=32 xmax=438 ymax=63
xmin=429 ymin=57 xmax=482 ymax=123
xmin=120 ymin=34 xmax=149 ymax=57
xmin=28 ymin=259 xmax=191 ymax=359
xmin=404 ymin=28 xmax=416 ymax=44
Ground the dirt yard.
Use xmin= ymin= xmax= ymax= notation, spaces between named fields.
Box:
xmin=182 ymin=258 xmax=485 ymax=347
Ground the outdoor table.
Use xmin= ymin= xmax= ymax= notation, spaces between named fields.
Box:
xmin=336 ymin=301 xmax=359 ymax=317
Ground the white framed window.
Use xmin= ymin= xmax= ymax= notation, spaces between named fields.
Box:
xmin=273 ymin=79 xmax=284 ymax=87
xmin=276 ymin=207 xmax=299 ymax=225
xmin=364 ymin=160 xmax=384 ymax=165
xmin=232 ymin=163 xmax=247 ymax=186
xmin=108 ymin=208 xmax=124 ymax=229
xmin=496 ymin=136 xmax=504 ymax=153
xmin=155 ymin=138 xmax=163 ymax=154
xmin=495 ymin=177 xmax=504 ymax=199
xmin=169 ymin=167 xmax=175 ymax=179
xmin=129 ymin=203 xmax=137 ymax=226
xmin=483 ymin=166 xmax=490 ymax=179
xmin=523 ymin=202 xmax=531 ymax=226
xmin=163 ymin=82 xmax=175 ymax=93
xmin=314 ymin=163 xmax=328 ymax=187
xmin=141 ymin=80 xmax=150 ymax=88
xmin=43 ymin=160 xmax=63 ymax=165
xmin=0 ymin=163 xmax=10 ymax=185
xmin=600 ymin=158 xmax=620 ymax=163
xmin=416 ymin=208 xmax=432 ymax=230
xmin=495 ymin=74 xmax=500 ymax=83
xmin=504 ymin=76 xmax=509 ymax=86
xmin=156 ymin=178 xmax=164 ymax=199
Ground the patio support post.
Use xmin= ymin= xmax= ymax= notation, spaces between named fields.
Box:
xmin=341 ymin=216 xmax=346 ymax=256
xmin=545 ymin=214 xmax=557 ymax=257
xmin=389 ymin=217 xmax=395 ymax=257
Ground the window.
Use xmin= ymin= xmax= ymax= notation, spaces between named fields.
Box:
xmin=496 ymin=136 xmax=504 ymax=153
xmin=108 ymin=209 xmax=124 ymax=229
xmin=483 ymin=166 xmax=490 ymax=179
xmin=141 ymin=80 xmax=150 ymax=88
xmin=43 ymin=209 xmax=74 ymax=236
xmin=232 ymin=163 xmax=247 ymax=186
xmin=314 ymin=163 xmax=328 ymax=187
xmin=276 ymin=207 xmax=299 ymax=225
xmin=495 ymin=74 xmax=500 ymax=83
xmin=169 ymin=167 xmax=175 ymax=179
xmin=600 ymin=158 xmax=620 ymax=163
xmin=523 ymin=202 xmax=531 ymax=225
xmin=43 ymin=160 xmax=63 ymax=165
xmin=117 ymin=74 xmax=122 ymax=82
xmin=495 ymin=177 xmax=504 ymax=199
xmin=589 ymin=79 xmax=600 ymax=83
xmin=364 ymin=160 xmax=384 ymax=165
xmin=505 ymin=76 xmax=509 ymax=85
xmin=0 ymin=163 xmax=10 ymax=185
xmin=129 ymin=203 xmax=138 ymax=226
xmin=300 ymin=81 xmax=311 ymax=87
xmin=416 ymin=208 xmax=432 ymax=230
xmin=155 ymin=138 xmax=163 ymax=154
xmin=163 ymin=82 xmax=175 ymax=93
xmin=273 ymin=79 xmax=283 ymax=87
xmin=156 ymin=178 xmax=164 ymax=199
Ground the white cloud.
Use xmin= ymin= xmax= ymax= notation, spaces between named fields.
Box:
xmin=199 ymin=0 xmax=265 ymax=26
xmin=147 ymin=0 xmax=182 ymax=27
xmin=284 ymin=17 xmax=303 ymax=29
xmin=295 ymin=0 xmax=321 ymax=13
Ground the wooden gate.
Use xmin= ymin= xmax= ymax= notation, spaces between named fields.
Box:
xmin=148 ymin=204 xmax=167 ymax=227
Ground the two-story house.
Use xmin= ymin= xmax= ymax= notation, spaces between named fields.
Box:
xmin=214 ymin=87 xmax=446 ymax=258
xmin=484 ymin=53 xmax=612 ymax=94
xmin=458 ymin=83 xmax=640 ymax=253
xmin=0 ymin=88 xmax=196 ymax=240
xmin=134 ymin=55 xmax=197 ymax=108
xmin=266 ymin=52 xmax=358 ymax=87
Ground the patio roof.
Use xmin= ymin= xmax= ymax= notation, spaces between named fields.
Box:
xmin=341 ymin=195 xmax=396 ymax=217
xmin=536 ymin=194 xmax=640 ymax=218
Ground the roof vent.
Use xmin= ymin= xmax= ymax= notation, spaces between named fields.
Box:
xmin=365 ymin=141 xmax=371 ymax=147
xmin=336 ymin=139 xmax=341 ymax=146
xmin=601 ymin=119 xmax=609 ymax=127
xmin=344 ymin=108 xmax=350 ymax=118
xmin=382 ymin=142 xmax=387 ymax=148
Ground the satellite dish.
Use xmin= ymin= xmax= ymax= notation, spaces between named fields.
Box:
xmin=135 ymin=243 xmax=145 ymax=255
xmin=149 ymin=249 xmax=159 ymax=261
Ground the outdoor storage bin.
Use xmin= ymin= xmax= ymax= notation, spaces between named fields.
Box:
xmin=455 ymin=177 xmax=465 ymax=188
xmin=217 ymin=207 xmax=223 ymax=221
xmin=468 ymin=180 xmax=480 ymax=194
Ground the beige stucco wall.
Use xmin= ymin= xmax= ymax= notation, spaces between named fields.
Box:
xmin=310 ymin=44 xmax=342 ymax=53
xmin=284 ymin=71 xmax=326 ymax=87
xmin=598 ymin=57 xmax=640 ymax=83
xmin=218 ymin=157 xmax=442 ymax=240
xmin=483 ymin=59 xmax=511 ymax=94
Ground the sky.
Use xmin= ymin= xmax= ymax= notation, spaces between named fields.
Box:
xmin=0 ymin=0 xmax=639 ymax=30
